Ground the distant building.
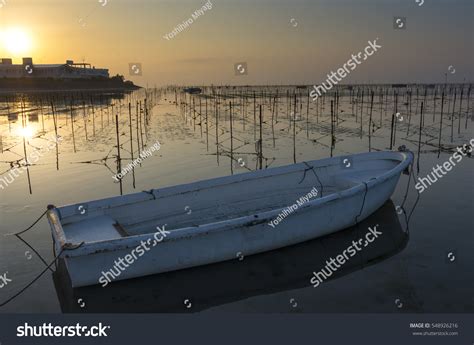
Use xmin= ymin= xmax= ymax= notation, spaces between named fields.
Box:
xmin=0 ymin=58 xmax=109 ymax=79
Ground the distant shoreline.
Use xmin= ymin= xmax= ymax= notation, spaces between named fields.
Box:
xmin=0 ymin=77 xmax=141 ymax=94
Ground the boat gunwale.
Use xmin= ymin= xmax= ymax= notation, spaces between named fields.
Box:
xmin=56 ymin=150 xmax=410 ymax=218
xmin=47 ymin=151 xmax=413 ymax=258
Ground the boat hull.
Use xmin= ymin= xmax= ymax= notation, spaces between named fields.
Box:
xmin=62 ymin=163 xmax=403 ymax=287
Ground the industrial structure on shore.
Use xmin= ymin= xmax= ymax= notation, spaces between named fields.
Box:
xmin=0 ymin=58 xmax=109 ymax=79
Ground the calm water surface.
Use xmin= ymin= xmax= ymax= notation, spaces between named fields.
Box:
xmin=0 ymin=87 xmax=472 ymax=313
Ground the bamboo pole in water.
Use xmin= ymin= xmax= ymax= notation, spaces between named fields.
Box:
xmin=369 ymin=91 xmax=374 ymax=152
xmin=355 ymin=88 xmax=359 ymax=123
xmin=379 ymin=88 xmax=383 ymax=127
xmin=316 ymin=94 xmax=319 ymax=123
xmin=144 ymin=98 xmax=149 ymax=140
xmin=51 ymin=101 xmax=59 ymax=170
xmin=389 ymin=112 xmax=395 ymax=150
xmin=271 ymin=96 xmax=276 ymax=148
xmin=136 ymin=101 xmax=141 ymax=166
xmin=330 ymin=100 xmax=335 ymax=157
xmin=437 ymin=90 xmax=445 ymax=158
xmin=253 ymin=91 xmax=256 ymax=141
xmin=100 ymin=95 xmax=104 ymax=130
xmin=451 ymin=89 xmax=456 ymax=142
xmin=465 ymin=85 xmax=472 ymax=129
xmin=115 ymin=114 xmax=123 ymax=195
xmin=82 ymin=101 xmax=88 ymax=141
xmin=91 ymin=96 xmax=96 ymax=137
xmin=242 ymin=90 xmax=246 ymax=131
xmin=69 ymin=101 xmax=77 ymax=153
xmin=193 ymin=97 xmax=196 ymax=132
xmin=293 ymin=93 xmax=297 ymax=163
xmin=205 ymin=96 xmax=209 ymax=151
xmin=407 ymin=89 xmax=412 ymax=135
xmin=229 ymin=101 xmax=234 ymax=175
xmin=275 ymin=89 xmax=279 ymax=123
xmin=259 ymin=104 xmax=263 ymax=169
xmin=457 ymin=86 xmax=463 ymax=134
xmin=393 ymin=91 xmax=398 ymax=147
xmin=359 ymin=89 xmax=364 ymax=138
xmin=422 ymin=88 xmax=427 ymax=127
xmin=216 ymin=93 xmax=220 ymax=165
xmin=139 ymin=101 xmax=144 ymax=150
xmin=128 ymin=102 xmax=136 ymax=189
xmin=306 ymin=89 xmax=310 ymax=138
xmin=40 ymin=99 xmax=45 ymax=132
xmin=20 ymin=100 xmax=32 ymax=194
xmin=417 ymin=102 xmax=424 ymax=173
xmin=199 ymin=97 xmax=203 ymax=138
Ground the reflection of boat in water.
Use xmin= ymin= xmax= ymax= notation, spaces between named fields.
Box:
xmin=53 ymin=200 xmax=408 ymax=313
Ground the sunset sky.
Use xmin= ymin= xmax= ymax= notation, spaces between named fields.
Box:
xmin=0 ymin=0 xmax=472 ymax=86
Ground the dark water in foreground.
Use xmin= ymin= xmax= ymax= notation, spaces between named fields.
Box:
xmin=0 ymin=88 xmax=473 ymax=313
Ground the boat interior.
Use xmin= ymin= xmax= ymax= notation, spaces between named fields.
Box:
xmin=59 ymin=155 xmax=402 ymax=244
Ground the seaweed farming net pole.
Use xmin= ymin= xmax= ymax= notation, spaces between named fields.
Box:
xmin=135 ymin=101 xmax=141 ymax=166
xmin=271 ymin=96 xmax=276 ymax=148
xmin=115 ymin=114 xmax=123 ymax=195
xmin=407 ymin=89 xmax=412 ymax=135
xmin=259 ymin=104 xmax=263 ymax=169
xmin=437 ymin=90 xmax=445 ymax=158
xmin=330 ymin=100 xmax=335 ymax=157
xmin=91 ymin=96 xmax=96 ymax=137
xmin=393 ymin=91 xmax=398 ymax=147
xmin=293 ymin=93 xmax=297 ymax=163
xmin=306 ymin=89 xmax=310 ymax=139
xmin=82 ymin=101 xmax=88 ymax=141
xmin=230 ymin=101 xmax=234 ymax=175
xmin=216 ymin=93 xmax=220 ymax=165
xmin=139 ymin=101 xmax=145 ymax=150
xmin=50 ymin=101 xmax=59 ymax=171
xmin=20 ymin=100 xmax=33 ymax=195
xmin=417 ymin=102 xmax=424 ymax=173
xmin=457 ymin=86 xmax=463 ymax=134
xmin=199 ymin=97 xmax=203 ymax=138
xmin=128 ymin=102 xmax=136 ymax=189
xmin=389 ymin=112 xmax=395 ymax=150
xmin=464 ymin=85 xmax=472 ymax=130
xmin=450 ymin=89 xmax=457 ymax=143
xmin=206 ymin=96 xmax=209 ymax=152
xmin=68 ymin=100 xmax=77 ymax=153
xmin=369 ymin=91 xmax=374 ymax=152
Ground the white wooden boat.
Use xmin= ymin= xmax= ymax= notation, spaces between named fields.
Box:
xmin=53 ymin=201 xmax=408 ymax=312
xmin=47 ymin=150 xmax=413 ymax=287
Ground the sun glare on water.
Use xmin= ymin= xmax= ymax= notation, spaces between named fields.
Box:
xmin=18 ymin=126 xmax=35 ymax=138
xmin=1 ymin=28 xmax=32 ymax=56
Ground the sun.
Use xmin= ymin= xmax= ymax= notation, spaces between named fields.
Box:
xmin=1 ymin=28 xmax=32 ymax=56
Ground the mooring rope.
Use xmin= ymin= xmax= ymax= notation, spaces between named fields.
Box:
xmin=0 ymin=242 xmax=84 ymax=308
xmin=397 ymin=151 xmax=421 ymax=233
xmin=407 ymin=167 xmax=421 ymax=224
xmin=4 ymin=210 xmax=54 ymax=272
xmin=4 ymin=209 xmax=48 ymax=237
